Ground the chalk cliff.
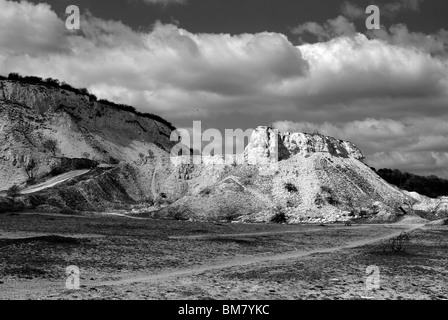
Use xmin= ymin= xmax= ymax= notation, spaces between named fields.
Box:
xmin=0 ymin=79 xmax=174 ymax=190
xmin=0 ymin=79 xmax=422 ymax=223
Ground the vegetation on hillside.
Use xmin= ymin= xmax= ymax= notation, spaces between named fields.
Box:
xmin=6 ymin=185 xmax=21 ymax=198
xmin=42 ymin=138 xmax=59 ymax=156
xmin=373 ymin=168 xmax=448 ymax=198
xmin=2 ymin=73 xmax=175 ymax=130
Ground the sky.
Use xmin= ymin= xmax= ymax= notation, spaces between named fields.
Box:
xmin=0 ymin=0 xmax=447 ymax=178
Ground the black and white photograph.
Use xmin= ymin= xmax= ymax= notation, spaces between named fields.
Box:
xmin=0 ymin=0 xmax=447 ymax=304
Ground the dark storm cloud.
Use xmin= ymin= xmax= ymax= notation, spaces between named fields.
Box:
xmin=141 ymin=0 xmax=187 ymax=4
xmin=341 ymin=0 xmax=425 ymax=20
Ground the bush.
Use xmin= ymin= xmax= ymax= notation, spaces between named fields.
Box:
xmin=389 ymin=232 xmax=411 ymax=253
xmin=42 ymin=138 xmax=59 ymax=156
xmin=138 ymin=152 xmax=145 ymax=164
xmin=199 ymin=187 xmax=212 ymax=196
xmin=78 ymin=88 xmax=90 ymax=96
xmin=8 ymin=72 xmax=21 ymax=81
xmin=6 ymin=185 xmax=21 ymax=198
xmin=240 ymin=175 xmax=253 ymax=186
xmin=96 ymin=99 xmax=176 ymax=130
xmin=108 ymin=157 xmax=120 ymax=165
xmin=22 ymin=76 xmax=43 ymax=84
xmin=24 ymin=158 xmax=38 ymax=184
xmin=44 ymin=78 xmax=60 ymax=88
xmin=12 ymin=121 xmax=33 ymax=141
xmin=285 ymin=183 xmax=298 ymax=193
xmin=271 ymin=211 xmax=287 ymax=223
xmin=271 ymin=205 xmax=287 ymax=223
xmin=60 ymin=82 xmax=76 ymax=92
xmin=173 ymin=212 xmax=184 ymax=220
xmin=379 ymin=231 xmax=412 ymax=254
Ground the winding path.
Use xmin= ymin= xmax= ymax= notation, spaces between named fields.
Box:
xmin=91 ymin=223 xmax=425 ymax=287
xmin=15 ymin=211 xmax=150 ymax=220
xmin=20 ymin=169 xmax=91 ymax=195
xmin=168 ymin=225 xmax=371 ymax=240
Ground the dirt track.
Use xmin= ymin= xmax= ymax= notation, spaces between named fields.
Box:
xmin=92 ymin=223 xmax=424 ymax=287
xmin=20 ymin=170 xmax=91 ymax=194
xmin=1 ymin=212 xmax=445 ymax=300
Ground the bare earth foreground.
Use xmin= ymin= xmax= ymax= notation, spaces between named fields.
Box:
xmin=0 ymin=213 xmax=446 ymax=300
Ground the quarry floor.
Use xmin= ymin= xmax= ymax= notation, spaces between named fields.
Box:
xmin=0 ymin=213 xmax=447 ymax=300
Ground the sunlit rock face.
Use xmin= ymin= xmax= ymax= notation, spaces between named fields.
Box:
xmin=245 ymin=126 xmax=364 ymax=164
xmin=0 ymin=80 xmax=175 ymax=190
xmin=156 ymin=127 xmax=413 ymax=224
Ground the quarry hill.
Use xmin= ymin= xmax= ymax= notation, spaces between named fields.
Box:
xmin=0 ymin=78 xmax=175 ymax=188
xmin=1 ymin=78 xmax=442 ymax=223
xmin=156 ymin=127 xmax=412 ymax=223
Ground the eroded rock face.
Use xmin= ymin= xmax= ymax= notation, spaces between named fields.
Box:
xmin=245 ymin=126 xmax=364 ymax=164
xmin=245 ymin=127 xmax=281 ymax=165
xmin=0 ymin=80 xmax=175 ymax=190
xmin=156 ymin=127 xmax=413 ymax=223
xmin=406 ymin=191 xmax=448 ymax=220
xmin=0 ymin=80 xmax=174 ymax=153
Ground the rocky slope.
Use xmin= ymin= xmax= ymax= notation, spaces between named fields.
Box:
xmin=403 ymin=191 xmax=448 ymax=220
xmin=0 ymin=79 xmax=176 ymax=212
xmin=0 ymin=80 xmax=174 ymax=190
xmin=0 ymin=79 xmax=422 ymax=223
xmin=155 ymin=127 xmax=413 ymax=223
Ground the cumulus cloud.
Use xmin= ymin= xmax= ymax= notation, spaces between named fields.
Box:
xmin=295 ymin=34 xmax=448 ymax=108
xmin=0 ymin=0 xmax=447 ymax=177
xmin=0 ymin=0 xmax=69 ymax=55
xmin=291 ymin=16 xmax=357 ymax=42
xmin=0 ymin=2 xmax=309 ymax=117
xmin=295 ymin=8 xmax=448 ymax=57
xmin=368 ymin=24 xmax=448 ymax=56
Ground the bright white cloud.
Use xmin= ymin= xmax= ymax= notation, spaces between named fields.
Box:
xmin=295 ymin=34 xmax=448 ymax=105
xmin=0 ymin=0 xmax=68 ymax=55
xmin=0 ymin=0 xmax=447 ymax=177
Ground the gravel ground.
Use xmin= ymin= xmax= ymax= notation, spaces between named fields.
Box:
xmin=0 ymin=213 xmax=446 ymax=300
